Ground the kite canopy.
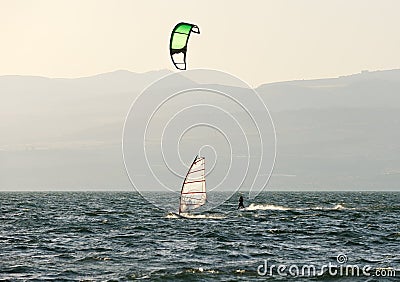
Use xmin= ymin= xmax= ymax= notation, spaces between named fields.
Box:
xmin=170 ymin=22 xmax=200 ymax=70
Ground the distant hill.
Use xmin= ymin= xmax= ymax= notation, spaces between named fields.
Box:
xmin=1 ymin=69 xmax=399 ymax=191
xmin=258 ymin=69 xmax=400 ymax=111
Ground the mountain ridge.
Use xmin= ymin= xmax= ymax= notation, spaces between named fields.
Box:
xmin=1 ymin=68 xmax=400 ymax=190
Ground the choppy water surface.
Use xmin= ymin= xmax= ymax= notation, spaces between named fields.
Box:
xmin=0 ymin=192 xmax=399 ymax=281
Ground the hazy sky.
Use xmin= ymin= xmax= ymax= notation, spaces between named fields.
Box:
xmin=1 ymin=0 xmax=399 ymax=86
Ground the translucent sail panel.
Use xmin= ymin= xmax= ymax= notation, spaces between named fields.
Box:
xmin=179 ymin=157 xmax=206 ymax=213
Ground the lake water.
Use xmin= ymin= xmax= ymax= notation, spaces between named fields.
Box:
xmin=0 ymin=191 xmax=399 ymax=281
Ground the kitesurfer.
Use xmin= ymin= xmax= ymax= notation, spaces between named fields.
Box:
xmin=238 ymin=195 xmax=245 ymax=209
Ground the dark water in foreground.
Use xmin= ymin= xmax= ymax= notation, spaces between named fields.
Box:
xmin=0 ymin=192 xmax=399 ymax=281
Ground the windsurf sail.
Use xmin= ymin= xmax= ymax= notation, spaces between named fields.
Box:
xmin=170 ymin=22 xmax=200 ymax=70
xmin=179 ymin=155 xmax=206 ymax=214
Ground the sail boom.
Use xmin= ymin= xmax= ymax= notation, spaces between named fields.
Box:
xmin=184 ymin=180 xmax=205 ymax=184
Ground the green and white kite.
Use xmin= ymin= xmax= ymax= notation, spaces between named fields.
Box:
xmin=169 ymin=22 xmax=200 ymax=70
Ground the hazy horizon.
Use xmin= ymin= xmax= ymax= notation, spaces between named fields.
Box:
xmin=1 ymin=68 xmax=400 ymax=192
xmin=1 ymin=67 xmax=399 ymax=88
xmin=1 ymin=1 xmax=400 ymax=86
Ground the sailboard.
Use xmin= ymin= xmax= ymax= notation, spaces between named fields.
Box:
xmin=175 ymin=155 xmax=206 ymax=218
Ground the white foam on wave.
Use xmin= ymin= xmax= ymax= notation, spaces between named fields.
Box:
xmin=244 ymin=203 xmax=351 ymax=212
xmin=166 ymin=212 xmax=226 ymax=219
xmin=186 ymin=268 xmax=219 ymax=274
xmin=244 ymin=203 xmax=291 ymax=211
xmin=309 ymin=204 xmax=350 ymax=211
xmin=333 ymin=204 xmax=345 ymax=210
xmin=166 ymin=204 xmax=350 ymax=219
xmin=166 ymin=213 xmax=179 ymax=219
xmin=181 ymin=213 xmax=227 ymax=219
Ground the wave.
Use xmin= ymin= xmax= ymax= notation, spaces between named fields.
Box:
xmin=186 ymin=267 xmax=219 ymax=274
xmin=244 ymin=204 xmax=290 ymax=211
xmin=333 ymin=204 xmax=345 ymax=210
xmin=166 ymin=212 xmax=226 ymax=219
xmin=310 ymin=204 xmax=354 ymax=211
xmin=243 ymin=203 xmax=351 ymax=211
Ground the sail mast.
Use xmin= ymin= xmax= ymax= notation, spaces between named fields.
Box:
xmin=179 ymin=155 xmax=198 ymax=214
